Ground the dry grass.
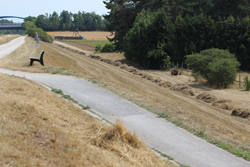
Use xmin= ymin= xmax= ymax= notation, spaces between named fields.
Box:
xmin=0 ymin=35 xmax=20 ymax=45
xmin=1 ymin=36 xmax=250 ymax=161
xmin=0 ymin=73 xmax=172 ymax=167
xmin=46 ymin=31 xmax=114 ymax=41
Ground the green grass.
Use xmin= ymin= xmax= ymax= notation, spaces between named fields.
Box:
xmin=50 ymin=67 xmax=75 ymax=76
xmin=51 ymin=88 xmax=90 ymax=110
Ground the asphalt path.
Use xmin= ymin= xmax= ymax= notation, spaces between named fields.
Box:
xmin=1 ymin=36 xmax=250 ymax=167
xmin=0 ymin=36 xmax=25 ymax=58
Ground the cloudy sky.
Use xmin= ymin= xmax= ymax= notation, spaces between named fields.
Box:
xmin=0 ymin=0 xmax=109 ymax=18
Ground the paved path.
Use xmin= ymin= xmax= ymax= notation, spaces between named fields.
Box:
xmin=1 ymin=37 xmax=250 ymax=167
xmin=0 ymin=36 xmax=25 ymax=58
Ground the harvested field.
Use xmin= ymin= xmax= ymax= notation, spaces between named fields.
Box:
xmin=47 ymin=31 xmax=114 ymax=41
xmin=1 ymin=36 xmax=250 ymax=160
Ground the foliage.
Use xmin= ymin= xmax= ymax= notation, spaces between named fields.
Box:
xmin=103 ymin=0 xmax=250 ymax=52
xmin=186 ymin=48 xmax=240 ymax=87
xmin=101 ymin=43 xmax=115 ymax=53
xmin=27 ymin=28 xmax=53 ymax=43
xmin=103 ymin=0 xmax=167 ymax=51
xmin=244 ymin=77 xmax=250 ymax=91
xmin=124 ymin=9 xmax=173 ymax=68
xmin=95 ymin=44 xmax=101 ymax=52
xmin=32 ymin=10 xmax=106 ymax=31
xmin=104 ymin=0 xmax=250 ymax=70
xmin=22 ymin=21 xmax=37 ymax=31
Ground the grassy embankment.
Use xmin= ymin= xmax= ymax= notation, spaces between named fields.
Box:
xmin=0 ymin=35 xmax=175 ymax=166
xmin=1 ymin=34 xmax=250 ymax=162
xmin=0 ymin=35 xmax=20 ymax=45
xmin=0 ymin=73 xmax=173 ymax=167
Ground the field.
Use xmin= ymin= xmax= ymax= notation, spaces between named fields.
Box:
xmin=47 ymin=31 xmax=114 ymax=41
xmin=1 ymin=34 xmax=250 ymax=162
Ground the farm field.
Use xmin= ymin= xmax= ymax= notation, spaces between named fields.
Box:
xmin=1 ymin=34 xmax=250 ymax=161
xmin=47 ymin=31 xmax=114 ymax=40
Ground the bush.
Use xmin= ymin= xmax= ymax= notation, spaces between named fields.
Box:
xmin=27 ymin=28 xmax=53 ymax=43
xmin=101 ymin=43 xmax=115 ymax=53
xmin=95 ymin=44 xmax=102 ymax=52
xmin=244 ymin=77 xmax=250 ymax=91
xmin=186 ymin=48 xmax=240 ymax=88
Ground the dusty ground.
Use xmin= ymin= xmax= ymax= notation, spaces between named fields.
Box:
xmin=1 ymin=36 xmax=250 ymax=160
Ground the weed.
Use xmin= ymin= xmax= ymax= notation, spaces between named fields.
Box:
xmin=51 ymin=88 xmax=91 ymax=111
xmin=52 ymin=70 xmax=60 ymax=74
xmin=52 ymin=89 xmax=63 ymax=95
xmin=79 ymin=104 xmax=90 ymax=110
xmin=244 ymin=77 xmax=250 ymax=91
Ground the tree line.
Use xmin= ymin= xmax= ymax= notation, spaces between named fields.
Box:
xmin=25 ymin=10 xmax=106 ymax=31
xmin=104 ymin=0 xmax=250 ymax=70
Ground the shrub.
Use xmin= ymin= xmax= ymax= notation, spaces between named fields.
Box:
xmin=101 ymin=43 xmax=115 ymax=53
xmin=27 ymin=28 xmax=53 ymax=43
xmin=244 ymin=77 xmax=250 ymax=91
xmin=186 ymin=48 xmax=240 ymax=88
xmin=95 ymin=44 xmax=102 ymax=52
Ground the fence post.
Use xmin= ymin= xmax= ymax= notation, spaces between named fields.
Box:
xmin=182 ymin=63 xmax=183 ymax=72
xmin=239 ymin=71 xmax=241 ymax=88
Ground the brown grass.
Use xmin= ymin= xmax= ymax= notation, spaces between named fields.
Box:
xmin=46 ymin=31 xmax=114 ymax=41
xmin=0 ymin=73 xmax=172 ymax=167
xmin=0 ymin=35 xmax=20 ymax=45
xmin=1 ymin=36 xmax=250 ymax=161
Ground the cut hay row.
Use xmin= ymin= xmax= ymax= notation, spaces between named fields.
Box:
xmin=88 ymin=54 xmax=250 ymax=120
xmin=51 ymin=44 xmax=250 ymax=120
xmin=57 ymin=44 xmax=86 ymax=55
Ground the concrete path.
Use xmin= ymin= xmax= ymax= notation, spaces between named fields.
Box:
xmin=1 ymin=37 xmax=250 ymax=167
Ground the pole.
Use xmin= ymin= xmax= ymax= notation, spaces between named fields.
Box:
xmin=239 ymin=71 xmax=241 ymax=88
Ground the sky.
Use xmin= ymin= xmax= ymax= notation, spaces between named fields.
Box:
xmin=0 ymin=0 xmax=109 ymax=19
